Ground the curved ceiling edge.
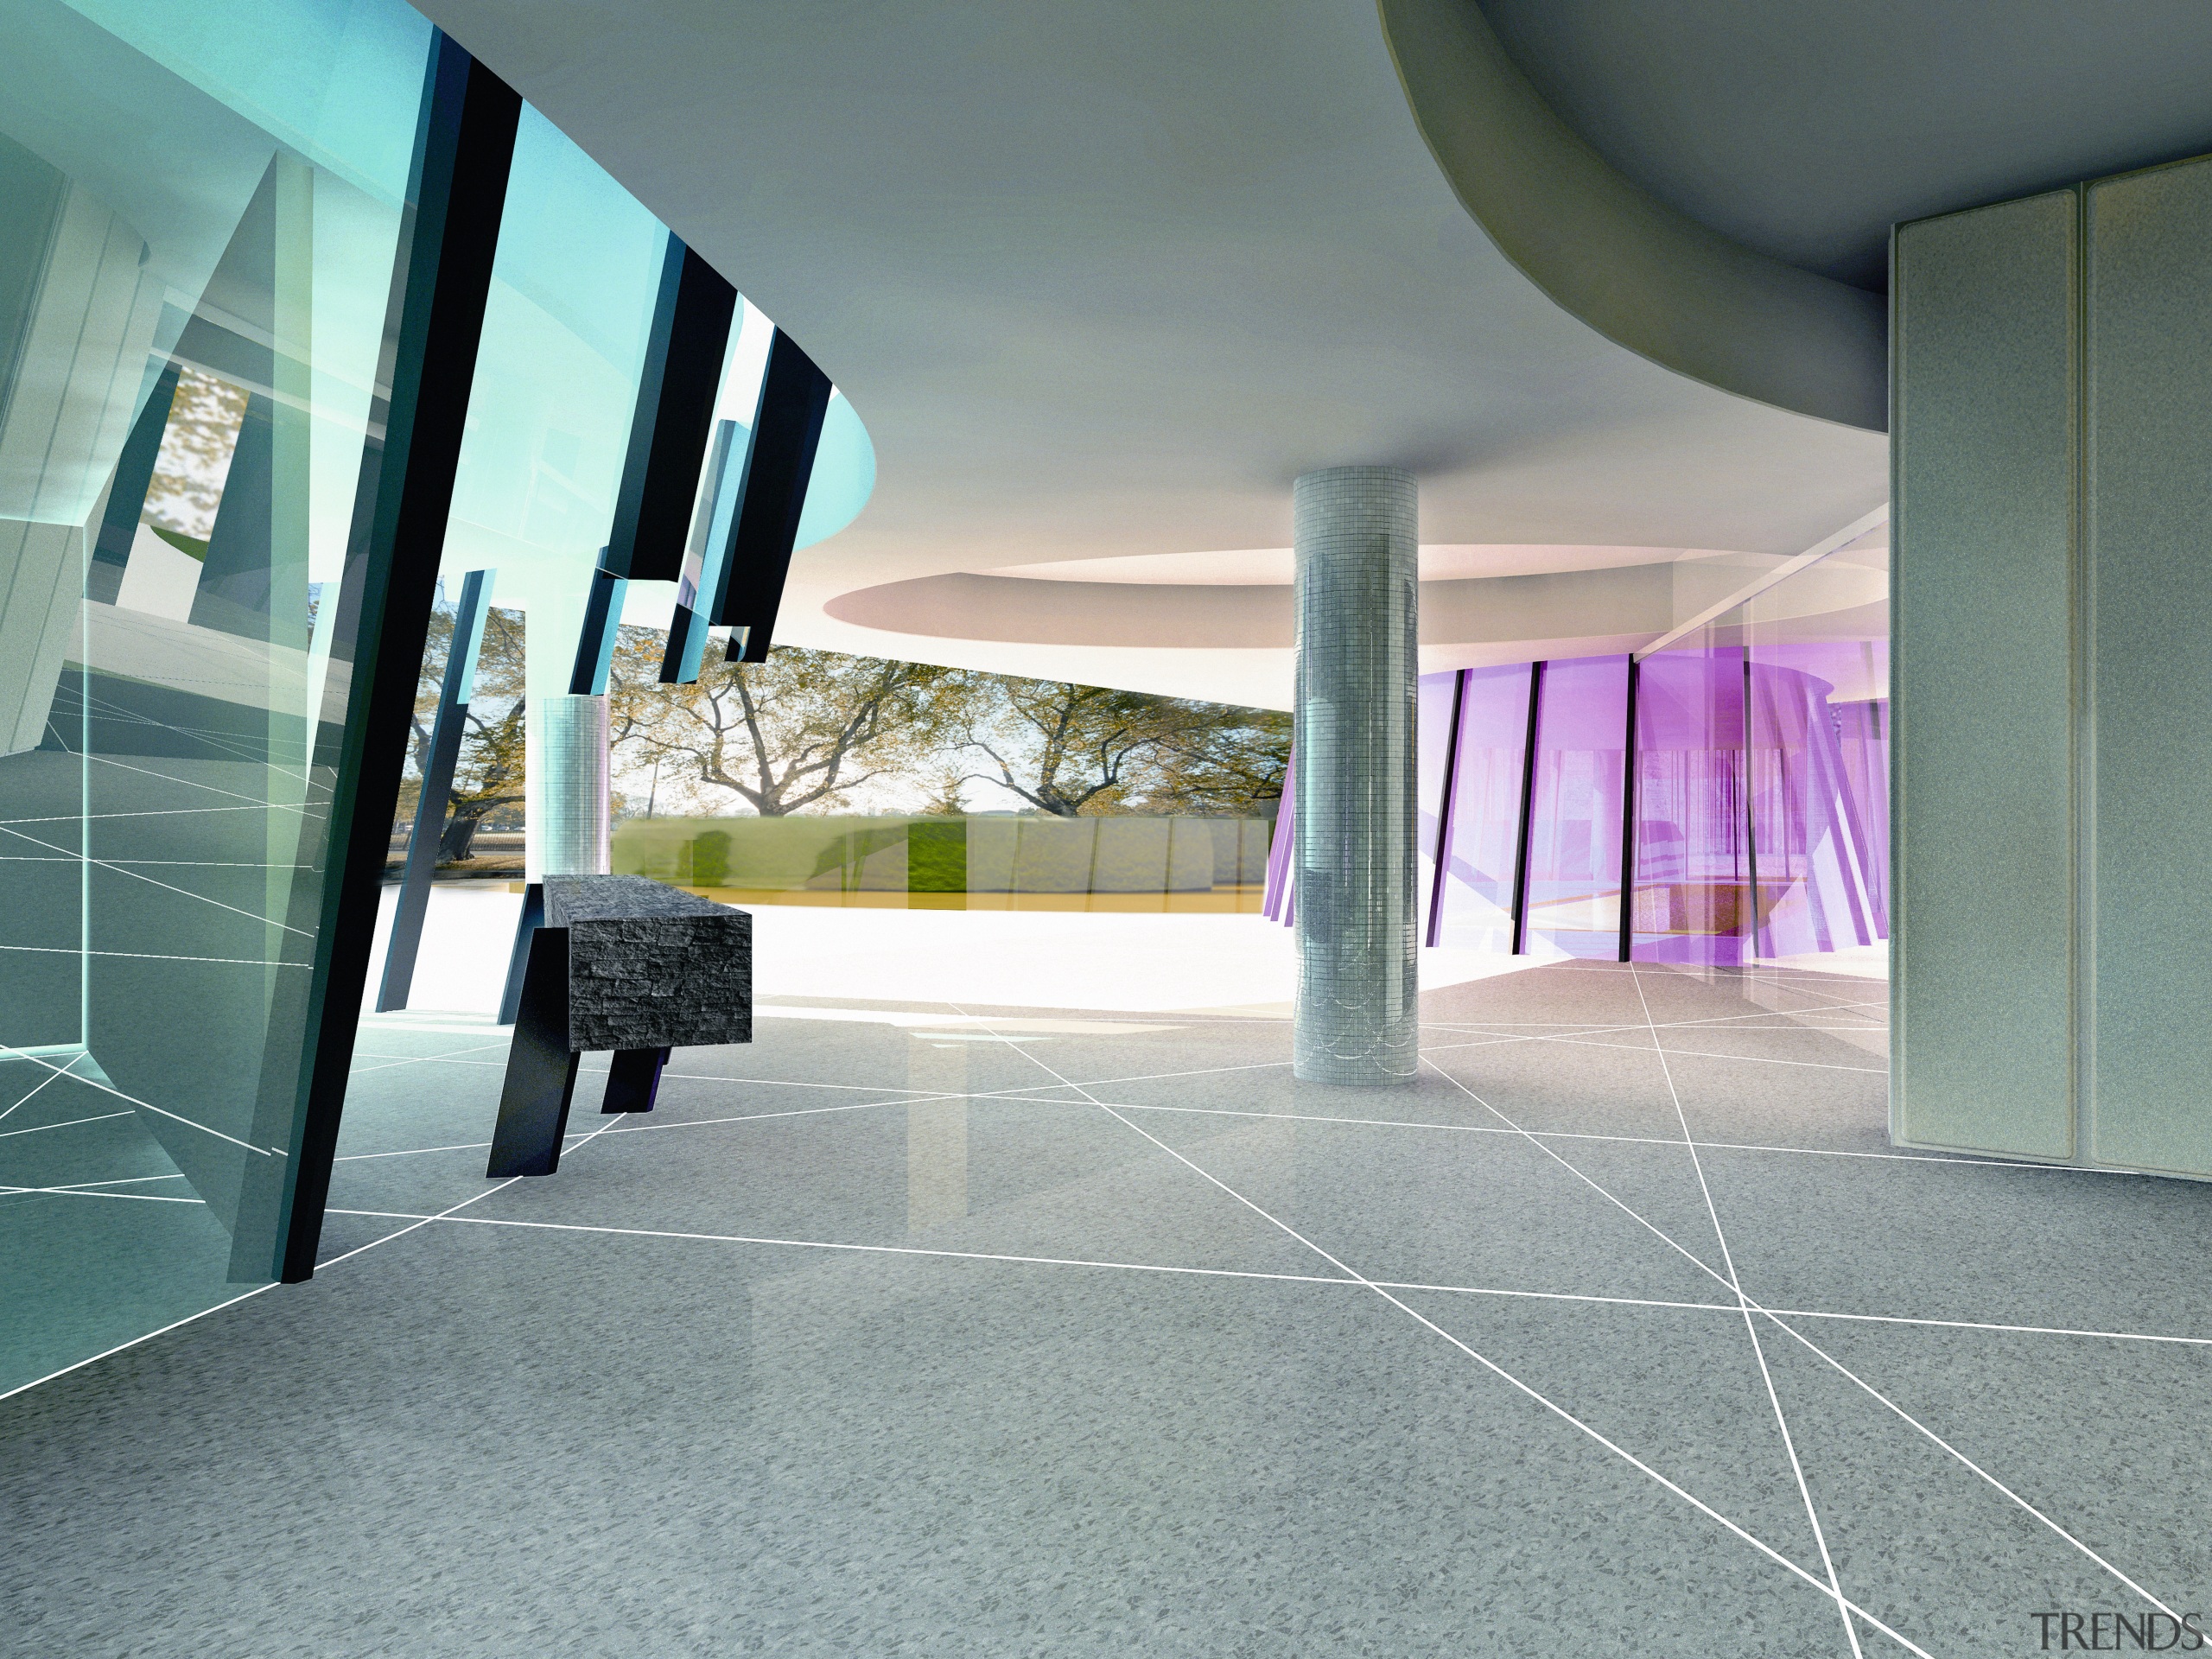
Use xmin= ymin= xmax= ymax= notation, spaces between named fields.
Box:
xmin=823 ymin=562 xmax=1884 ymax=653
xmin=1376 ymin=0 xmax=1886 ymax=433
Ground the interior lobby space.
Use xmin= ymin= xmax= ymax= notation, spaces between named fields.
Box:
xmin=9 ymin=0 xmax=2212 ymax=1654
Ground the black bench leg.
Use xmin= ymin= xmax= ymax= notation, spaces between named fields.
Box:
xmin=486 ymin=926 xmax=576 ymax=1177
xmin=602 ymin=1046 xmax=669 ymax=1113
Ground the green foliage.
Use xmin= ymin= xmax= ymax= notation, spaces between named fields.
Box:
xmin=906 ymin=819 xmax=968 ymax=892
xmin=407 ymin=598 xmax=526 ymax=861
xmin=959 ymin=677 xmax=1289 ymax=817
xmin=602 ymin=636 xmax=1288 ymax=826
xmin=608 ymin=634 xmax=975 ymax=817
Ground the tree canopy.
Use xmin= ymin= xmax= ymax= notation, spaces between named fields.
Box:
xmin=607 ymin=633 xmax=970 ymax=817
xmin=959 ymin=676 xmax=1289 ymax=817
xmin=405 ymin=601 xmax=526 ymax=861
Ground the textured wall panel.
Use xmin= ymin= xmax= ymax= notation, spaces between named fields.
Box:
xmin=1891 ymin=194 xmax=2077 ymax=1159
xmin=2085 ymin=156 xmax=2212 ymax=1174
xmin=1293 ymin=467 xmax=1418 ymax=1084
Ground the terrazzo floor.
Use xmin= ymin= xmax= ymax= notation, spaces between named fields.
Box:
xmin=4 ymin=960 xmax=2210 ymax=1656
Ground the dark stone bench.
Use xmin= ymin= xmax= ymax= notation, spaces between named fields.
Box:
xmin=486 ymin=875 xmax=751 ymax=1178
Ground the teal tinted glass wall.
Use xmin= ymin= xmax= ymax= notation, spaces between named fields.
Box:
xmin=0 ymin=0 xmax=434 ymax=1395
xmin=442 ymin=107 xmax=664 ymax=693
xmin=433 ymin=107 xmax=665 ymax=873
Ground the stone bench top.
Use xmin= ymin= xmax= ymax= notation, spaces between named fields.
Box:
xmin=535 ymin=875 xmax=751 ymax=1052
xmin=543 ymin=874 xmax=730 ymax=927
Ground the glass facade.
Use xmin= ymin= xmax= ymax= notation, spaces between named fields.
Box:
xmin=612 ymin=812 xmax=1273 ymax=912
xmin=0 ymin=0 xmax=437 ymax=1394
xmin=1429 ymin=664 xmax=1532 ymax=953
xmin=1267 ymin=527 xmax=1891 ymax=973
xmin=1522 ymin=654 xmax=1630 ymax=959
xmin=432 ymin=105 xmax=666 ymax=873
xmin=1 ymin=0 xmax=877 ymax=1397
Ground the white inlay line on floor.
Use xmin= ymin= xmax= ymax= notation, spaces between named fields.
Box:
xmin=0 ymin=1184 xmax=202 ymax=1204
xmin=1628 ymin=963 xmax=1863 ymax=1658
xmin=347 ymin=1048 xmax=1053 ymax=1101
xmin=0 ymin=1282 xmax=278 ymax=1404
xmin=315 ymin=1107 xmax=633 ymax=1273
xmin=347 ymin=1041 xmax=510 ymax=1076
xmin=0 ymin=1109 xmax=133 ymax=1139
xmin=0 ymin=820 xmax=313 ymax=938
xmin=592 ymin=1087 xmax=1031 ymax=1140
xmin=308 ymin=1203 xmax=2212 ymax=1351
xmin=0 ymin=1086 xmax=638 ymax=1408
xmin=327 ymin=1043 xmax=2146 ymax=1190
xmin=327 ymin=1040 xmax=2122 ymax=1192
xmin=1407 ymin=990 xmax=1891 ymax=1066
xmin=0 ymin=1063 xmax=70 ymax=1125
xmin=1423 ymin=1031 xmax=1887 ymax=1073
xmin=1421 ymin=996 xmax=1887 ymax=1035
xmin=0 ymin=1041 xmax=272 ymax=1156
xmin=0 ymin=943 xmax=310 ymax=969
xmin=1427 ymin=995 xmax=2187 ymax=1624
xmin=62 ymin=747 xmax=323 ymax=813
xmin=321 ymin=1087 xmax=1075 ymax=1166
xmin=944 ymin=1001 xmax=1932 ymax=1656
xmin=0 ymin=803 xmax=311 ymax=826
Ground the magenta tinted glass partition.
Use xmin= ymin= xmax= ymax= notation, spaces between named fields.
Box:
xmin=1745 ymin=663 xmax=1888 ymax=958
xmin=1630 ymin=648 xmax=1751 ymax=964
xmin=1414 ymin=671 xmax=1460 ymax=941
xmin=1266 ymin=647 xmax=1887 ymax=968
xmin=1431 ymin=664 xmax=1532 ymax=950
xmin=1751 ymin=639 xmax=1890 ymax=947
xmin=1834 ymin=698 xmax=1890 ymax=931
xmin=1628 ymin=647 xmax=1889 ymax=966
xmin=1522 ymin=655 xmax=1630 ymax=958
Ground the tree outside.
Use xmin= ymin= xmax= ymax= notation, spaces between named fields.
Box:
xmin=399 ymin=598 xmax=527 ymax=868
xmin=400 ymin=613 xmax=1288 ymax=874
xmin=607 ymin=632 xmax=976 ymax=817
xmin=957 ymin=677 xmax=1289 ymax=818
xmin=604 ymin=639 xmax=1287 ymax=823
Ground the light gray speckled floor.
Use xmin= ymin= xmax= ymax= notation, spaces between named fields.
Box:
xmin=4 ymin=960 xmax=2209 ymax=1657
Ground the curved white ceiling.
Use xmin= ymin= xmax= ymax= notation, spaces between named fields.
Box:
xmin=986 ymin=543 xmax=1710 ymax=585
xmin=410 ymin=0 xmax=1889 ymax=706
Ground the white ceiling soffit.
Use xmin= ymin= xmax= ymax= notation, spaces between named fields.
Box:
xmin=829 ymin=554 xmax=1883 ymax=653
xmin=985 ymin=543 xmax=1714 ymax=585
xmin=412 ymin=0 xmax=1887 ymax=703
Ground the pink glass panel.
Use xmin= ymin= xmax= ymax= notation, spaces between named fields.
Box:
xmin=1264 ymin=647 xmax=1887 ymax=967
xmin=1432 ymin=664 xmax=1532 ymax=951
xmin=1414 ymin=671 xmax=1459 ymax=941
xmin=1629 ymin=647 xmax=1751 ymax=965
xmin=1523 ymin=655 xmax=1630 ymax=959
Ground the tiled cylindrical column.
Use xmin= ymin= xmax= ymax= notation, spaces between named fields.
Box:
xmin=1294 ymin=467 xmax=1418 ymax=1084
xmin=537 ymin=694 xmax=610 ymax=877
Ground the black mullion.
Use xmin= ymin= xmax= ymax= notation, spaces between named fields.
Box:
xmin=1510 ymin=660 xmax=1545 ymax=956
xmin=1425 ymin=669 xmax=1467 ymax=949
xmin=377 ymin=566 xmax=492 ymax=1010
xmin=276 ymin=35 xmax=521 ymax=1283
xmin=710 ymin=327 xmax=832 ymax=662
xmin=1618 ymin=657 xmax=1641 ymax=963
xmin=604 ymin=242 xmax=737 ymax=583
xmin=1743 ymin=649 xmax=1762 ymax=961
